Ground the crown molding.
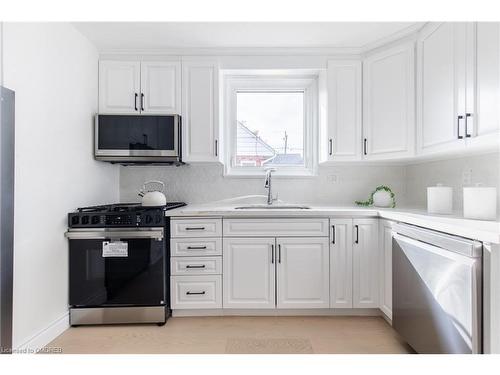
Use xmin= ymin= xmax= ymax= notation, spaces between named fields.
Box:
xmin=360 ymin=22 xmax=426 ymax=53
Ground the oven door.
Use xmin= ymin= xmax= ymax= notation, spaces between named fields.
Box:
xmin=95 ymin=114 xmax=180 ymax=161
xmin=66 ymin=228 xmax=166 ymax=307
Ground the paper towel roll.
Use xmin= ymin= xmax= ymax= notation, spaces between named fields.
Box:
xmin=427 ymin=184 xmax=453 ymax=214
xmin=463 ymin=185 xmax=497 ymax=220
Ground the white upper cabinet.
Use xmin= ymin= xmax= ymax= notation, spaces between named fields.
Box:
xmin=99 ymin=59 xmax=181 ymax=114
xmin=322 ymin=60 xmax=362 ymax=162
xmin=99 ymin=61 xmax=141 ymax=113
xmin=140 ymin=61 xmax=181 ymax=114
xmin=472 ymin=22 xmax=500 ymax=148
xmin=276 ymin=237 xmax=330 ymax=309
xmin=330 ymin=219 xmax=353 ymax=308
xmin=352 ymin=218 xmax=379 ymax=308
xmin=416 ymin=23 xmax=471 ymax=154
xmin=363 ymin=43 xmax=415 ymax=159
xmin=223 ymin=238 xmax=275 ymax=309
xmin=182 ymin=60 xmax=220 ymax=163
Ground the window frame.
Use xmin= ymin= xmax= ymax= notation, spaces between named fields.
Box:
xmin=223 ymin=73 xmax=319 ymax=177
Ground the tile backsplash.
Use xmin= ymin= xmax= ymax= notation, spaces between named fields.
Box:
xmin=120 ymin=152 xmax=500 ymax=210
xmin=120 ymin=164 xmax=407 ymax=206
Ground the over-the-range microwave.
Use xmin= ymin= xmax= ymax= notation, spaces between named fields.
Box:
xmin=94 ymin=114 xmax=182 ymax=164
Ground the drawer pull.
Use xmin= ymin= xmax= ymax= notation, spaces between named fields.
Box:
xmin=186 ymin=291 xmax=206 ymax=295
xmin=186 ymin=265 xmax=206 ymax=269
xmin=186 ymin=245 xmax=207 ymax=250
xmin=185 ymin=227 xmax=206 ymax=231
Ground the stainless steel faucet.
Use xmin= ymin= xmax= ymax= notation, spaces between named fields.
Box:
xmin=264 ymin=168 xmax=277 ymax=205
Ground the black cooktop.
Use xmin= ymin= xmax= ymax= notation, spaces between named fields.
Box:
xmin=68 ymin=202 xmax=186 ymax=228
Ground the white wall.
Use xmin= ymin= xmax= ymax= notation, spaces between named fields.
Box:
xmin=405 ymin=152 xmax=500 ymax=212
xmin=120 ymin=164 xmax=407 ymax=206
xmin=3 ymin=23 xmax=119 ymax=349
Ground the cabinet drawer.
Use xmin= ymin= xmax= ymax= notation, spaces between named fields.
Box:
xmin=171 ymin=275 xmax=222 ymax=309
xmin=171 ymin=256 xmax=222 ymax=275
xmin=223 ymin=218 xmax=329 ymax=237
xmin=171 ymin=218 xmax=222 ymax=237
xmin=170 ymin=238 xmax=222 ymax=256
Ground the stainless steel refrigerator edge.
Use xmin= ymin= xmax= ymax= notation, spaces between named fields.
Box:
xmin=0 ymin=86 xmax=15 ymax=354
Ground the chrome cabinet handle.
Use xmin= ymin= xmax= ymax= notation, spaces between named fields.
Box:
xmin=329 ymin=139 xmax=333 ymax=156
xmin=331 ymin=225 xmax=336 ymax=244
xmin=458 ymin=115 xmax=464 ymax=139
xmin=215 ymin=139 xmax=219 ymax=156
xmin=278 ymin=244 xmax=282 ymax=263
xmin=185 ymin=227 xmax=205 ymax=231
xmin=271 ymin=244 xmax=274 ymax=264
xmin=140 ymin=93 xmax=145 ymax=111
xmin=355 ymin=225 xmax=359 ymax=244
xmin=186 ymin=245 xmax=207 ymax=250
xmin=363 ymin=138 xmax=367 ymax=155
xmin=186 ymin=291 xmax=205 ymax=295
xmin=186 ymin=265 xmax=206 ymax=269
xmin=134 ymin=93 xmax=138 ymax=111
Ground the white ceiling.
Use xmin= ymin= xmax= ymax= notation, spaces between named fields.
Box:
xmin=73 ymin=22 xmax=419 ymax=51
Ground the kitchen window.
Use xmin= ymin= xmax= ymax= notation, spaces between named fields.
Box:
xmin=223 ymin=74 xmax=318 ymax=177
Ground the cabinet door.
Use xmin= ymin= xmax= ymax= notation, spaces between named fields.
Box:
xmin=99 ymin=61 xmax=140 ymax=113
xmin=276 ymin=237 xmax=330 ymax=309
xmin=182 ymin=60 xmax=219 ymax=163
xmin=140 ymin=61 xmax=181 ymax=114
xmin=353 ymin=219 xmax=379 ymax=308
xmin=472 ymin=22 xmax=500 ymax=147
xmin=379 ymin=220 xmax=393 ymax=320
xmin=417 ymin=23 xmax=468 ymax=154
xmin=323 ymin=60 xmax=362 ymax=162
xmin=330 ymin=219 xmax=353 ymax=308
xmin=223 ymin=238 xmax=275 ymax=308
xmin=363 ymin=43 xmax=415 ymax=159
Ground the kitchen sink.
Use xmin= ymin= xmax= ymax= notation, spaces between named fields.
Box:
xmin=234 ymin=204 xmax=311 ymax=210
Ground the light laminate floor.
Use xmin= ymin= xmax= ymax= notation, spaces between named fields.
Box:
xmin=47 ymin=316 xmax=414 ymax=354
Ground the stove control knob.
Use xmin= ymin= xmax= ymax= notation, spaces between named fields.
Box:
xmin=145 ymin=215 xmax=153 ymax=224
xmin=81 ymin=216 xmax=89 ymax=225
xmin=71 ymin=216 xmax=80 ymax=225
xmin=91 ymin=216 xmax=100 ymax=225
xmin=155 ymin=215 xmax=162 ymax=224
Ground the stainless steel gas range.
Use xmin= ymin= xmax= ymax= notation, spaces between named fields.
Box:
xmin=65 ymin=202 xmax=185 ymax=326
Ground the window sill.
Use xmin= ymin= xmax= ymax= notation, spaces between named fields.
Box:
xmin=223 ymin=167 xmax=317 ymax=179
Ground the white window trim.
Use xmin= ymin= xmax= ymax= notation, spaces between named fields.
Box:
xmin=222 ymin=73 xmax=319 ymax=177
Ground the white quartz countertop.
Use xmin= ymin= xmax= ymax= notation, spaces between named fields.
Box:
xmin=167 ymin=201 xmax=500 ymax=244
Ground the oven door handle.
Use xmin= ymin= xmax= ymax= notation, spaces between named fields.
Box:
xmin=65 ymin=228 xmax=164 ymax=240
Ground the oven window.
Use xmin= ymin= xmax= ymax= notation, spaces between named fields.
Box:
xmin=69 ymin=238 xmax=166 ymax=307
xmin=97 ymin=115 xmax=176 ymax=151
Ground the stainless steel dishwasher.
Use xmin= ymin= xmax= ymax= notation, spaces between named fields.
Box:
xmin=392 ymin=223 xmax=482 ymax=354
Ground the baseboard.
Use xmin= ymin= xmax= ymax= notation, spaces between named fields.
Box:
xmin=172 ymin=308 xmax=382 ymax=317
xmin=14 ymin=312 xmax=69 ymax=353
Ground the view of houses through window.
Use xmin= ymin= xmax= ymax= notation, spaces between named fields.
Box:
xmin=235 ymin=91 xmax=305 ymax=167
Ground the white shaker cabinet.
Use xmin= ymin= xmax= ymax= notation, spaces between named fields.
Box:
xmin=352 ymin=219 xmax=379 ymax=308
xmin=99 ymin=61 xmax=141 ymax=113
xmin=416 ymin=22 xmax=472 ymax=154
xmin=140 ymin=61 xmax=181 ymax=114
xmin=182 ymin=60 xmax=220 ymax=163
xmin=363 ymin=43 xmax=415 ymax=159
xmin=471 ymin=22 xmax=500 ymax=149
xmin=329 ymin=219 xmax=353 ymax=308
xmin=321 ymin=60 xmax=362 ymax=162
xmin=99 ymin=60 xmax=181 ymax=114
xmin=379 ymin=220 xmax=394 ymax=320
xmin=276 ymin=237 xmax=330 ymax=309
xmin=223 ymin=238 xmax=276 ymax=309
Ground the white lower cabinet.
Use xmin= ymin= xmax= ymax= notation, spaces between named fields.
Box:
xmin=352 ymin=219 xmax=379 ymax=308
xmin=330 ymin=219 xmax=353 ymax=308
xmin=171 ymin=275 xmax=222 ymax=309
xmin=379 ymin=220 xmax=394 ymax=320
xmin=223 ymin=238 xmax=276 ymax=309
xmin=276 ymin=237 xmax=330 ymax=309
xmin=223 ymin=236 xmax=330 ymax=309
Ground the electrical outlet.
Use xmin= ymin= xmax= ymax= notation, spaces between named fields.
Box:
xmin=462 ymin=168 xmax=472 ymax=185
xmin=328 ymin=174 xmax=339 ymax=184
